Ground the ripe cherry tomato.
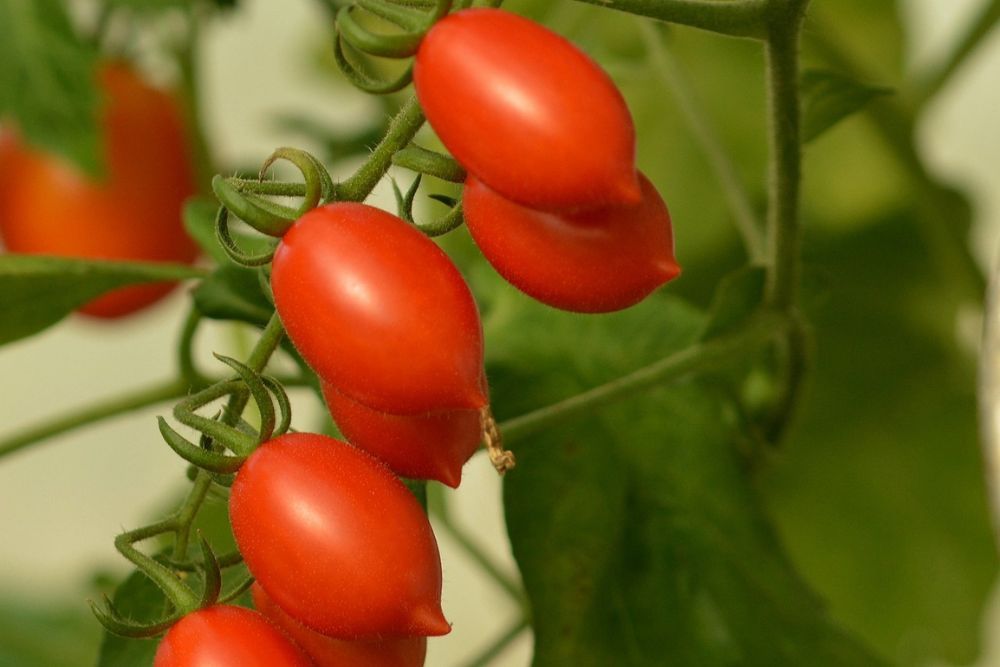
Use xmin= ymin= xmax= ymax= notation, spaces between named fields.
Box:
xmin=229 ymin=432 xmax=451 ymax=638
xmin=252 ymin=584 xmax=428 ymax=667
xmin=0 ymin=62 xmax=198 ymax=318
xmin=271 ymin=202 xmax=486 ymax=414
xmin=321 ymin=381 xmax=482 ymax=488
xmin=153 ymin=605 xmax=312 ymax=667
xmin=414 ymin=8 xmax=639 ymax=212
xmin=462 ymin=173 xmax=680 ymax=313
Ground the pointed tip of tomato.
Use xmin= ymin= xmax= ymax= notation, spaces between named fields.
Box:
xmin=431 ymin=461 xmax=463 ymax=489
xmin=409 ymin=603 xmax=452 ymax=636
xmin=655 ymin=257 xmax=682 ymax=282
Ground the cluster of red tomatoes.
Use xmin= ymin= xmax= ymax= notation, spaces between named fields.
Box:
xmin=160 ymin=11 xmax=682 ymax=665
xmin=416 ymin=8 xmax=681 ymax=313
xmin=1 ymin=8 xmax=682 ymax=666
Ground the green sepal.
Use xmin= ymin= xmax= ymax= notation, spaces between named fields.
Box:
xmin=333 ymin=32 xmax=414 ymax=94
xmin=157 ymin=417 xmax=248 ymax=474
xmin=212 ymin=175 xmax=294 ymax=237
xmin=89 ymin=596 xmax=183 ymax=639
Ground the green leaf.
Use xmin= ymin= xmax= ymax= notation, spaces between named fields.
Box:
xmin=487 ymin=292 xmax=886 ymax=666
xmin=0 ymin=255 xmax=206 ymax=345
xmin=0 ymin=0 xmax=101 ymax=174
xmin=699 ymin=265 xmax=766 ymax=340
xmin=0 ymin=595 xmax=98 ymax=667
xmin=95 ymin=570 xmax=163 ymax=667
xmin=800 ymin=69 xmax=892 ymax=143
xmin=760 ymin=210 xmax=998 ymax=665
xmin=191 ymin=265 xmax=272 ymax=325
xmin=183 ymin=199 xmax=229 ymax=266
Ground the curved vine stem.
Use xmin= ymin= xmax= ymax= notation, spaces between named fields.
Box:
xmin=915 ymin=0 xmax=1000 ymax=106
xmin=0 ymin=379 xmax=188 ymax=462
xmin=762 ymin=5 xmax=807 ymax=311
xmin=570 ymin=0 xmax=770 ymax=40
xmin=500 ymin=311 xmax=787 ymax=442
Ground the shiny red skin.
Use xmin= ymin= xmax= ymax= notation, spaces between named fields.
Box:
xmin=271 ymin=203 xmax=486 ymax=414
xmin=414 ymin=8 xmax=639 ymax=213
xmin=0 ymin=62 xmax=198 ymax=318
xmin=321 ymin=381 xmax=482 ymax=488
xmin=153 ymin=605 xmax=313 ymax=667
xmin=462 ymin=173 xmax=681 ymax=313
xmin=229 ymin=433 xmax=451 ymax=639
xmin=253 ymin=584 xmax=428 ymax=667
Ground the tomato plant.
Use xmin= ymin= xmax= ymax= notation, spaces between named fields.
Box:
xmin=271 ymin=202 xmax=486 ymax=415
xmin=414 ymin=8 xmax=639 ymax=212
xmin=321 ymin=381 xmax=482 ymax=488
xmin=0 ymin=62 xmax=197 ymax=318
xmin=152 ymin=605 xmax=312 ymax=667
xmin=463 ymin=172 xmax=680 ymax=313
xmin=252 ymin=583 xmax=428 ymax=667
xmin=229 ymin=432 xmax=450 ymax=638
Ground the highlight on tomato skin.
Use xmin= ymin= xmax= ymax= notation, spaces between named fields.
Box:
xmin=414 ymin=8 xmax=639 ymax=213
xmin=271 ymin=202 xmax=487 ymax=415
xmin=462 ymin=172 xmax=681 ymax=313
xmin=152 ymin=605 xmax=313 ymax=667
xmin=229 ymin=432 xmax=451 ymax=639
xmin=252 ymin=584 xmax=428 ymax=667
xmin=321 ymin=381 xmax=482 ymax=488
xmin=0 ymin=62 xmax=199 ymax=319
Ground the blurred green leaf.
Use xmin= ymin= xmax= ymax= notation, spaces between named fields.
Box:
xmin=0 ymin=596 xmax=98 ymax=667
xmin=95 ymin=570 xmax=163 ymax=667
xmin=192 ymin=265 xmax=272 ymax=325
xmin=0 ymin=0 xmax=101 ymax=174
xmin=183 ymin=199 xmax=229 ymax=266
xmin=0 ymin=255 xmax=206 ymax=345
xmin=699 ymin=265 xmax=767 ymax=340
xmin=761 ymin=210 xmax=998 ymax=665
xmin=488 ymin=292 xmax=886 ymax=666
xmin=801 ymin=69 xmax=892 ymax=143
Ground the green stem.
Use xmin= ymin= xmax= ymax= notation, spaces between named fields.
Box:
xmin=230 ymin=179 xmax=308 ymax=197
xmin=177 ymin=309 xmax=209 ymax=389
xmin=0 ymin=379 xmax=187 ymax=461
xmin=337 ymin=96 xmax=426 ymax=202
xmin=171 ymin=471 xmax=215 ymax=561
xmin=638 ymin=19 xmax=764 ymax=260
xmin=500 ymin=312 xmax=786 ymax=441
xmin=178 ymin=6 xmax=215 ymax=196
xmin=460 ymin=617 xmax=530 ymax=667
xmin=571 ymin=0 xmax=770 ymax=40
xmin=116 ymin=522 xmax=199 ymax=611
xmin=428 ymin=487 xmax=527 ymax=608
xmin=762 ymin=10 xmax=806 ymax=310
xmin=220 ymin=313 xmax=286 ymax=424
xmin=916 ymin=0 xmax=1000 ymax=106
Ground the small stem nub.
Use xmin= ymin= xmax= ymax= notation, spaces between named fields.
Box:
xmin=481 ymin=406 xmax=515 ymax=475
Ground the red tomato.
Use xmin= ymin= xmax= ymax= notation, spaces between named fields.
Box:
xmin=271 ymin=203 xmax=486 ymax=414
xmin=153 ymin=605 xmax=312 ymax=667
xmin=414 ymin=8 xmax=639 ymax=212
xmin=0 ymin=62 xmax=198 ymax=318
xmin=252 ymin=584 xmax=427 ymax=667
xmin=462 ymin=173 xmax=680 ymax=313
xmin=229 ymin=433 xmax=451 ymax=638
xmin=321 ymin=381 xmax=482 ymax=488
